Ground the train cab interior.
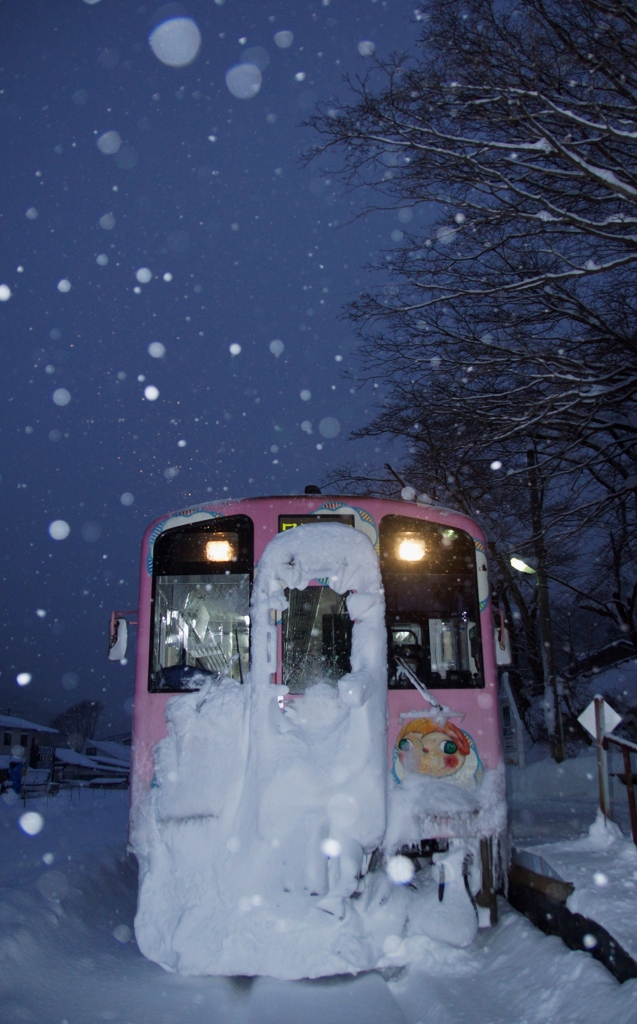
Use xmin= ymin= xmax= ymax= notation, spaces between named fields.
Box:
xmin=380 ymin=515 xmax=484 ymax=690
xmin=147 ymin=510 xmax=484 ymax=694
xmin=149 ymin=516 xmax=253 ymax=692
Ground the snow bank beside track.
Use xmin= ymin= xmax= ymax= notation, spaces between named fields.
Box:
xmin=1 ymin=789 xmax=636 ymax=1023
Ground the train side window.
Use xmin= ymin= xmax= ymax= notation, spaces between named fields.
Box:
xmin=281 ymin=585 xmax=352 ymax=694
xmin=380 ymin=515 xmax=484 ymax=690
xmin=149 ymin=514 xmax=253 ymax=692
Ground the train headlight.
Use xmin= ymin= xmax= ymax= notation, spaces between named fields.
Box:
xmin=396 ymin=534 xmax=426 ymax=561
xmin=205 ymin=534 xmax=237 ymax=562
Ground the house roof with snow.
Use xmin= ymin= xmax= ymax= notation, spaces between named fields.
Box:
xmin=83 ymin=738 xmax=130 ymax=764
xmin=89 ymin=753 xmax=130 ymax=770
xmin=99 ymin=731 xmax=131 ymax=746
xmin=54 ymin=748 xmax=100 ymax=768
xmin=0 ymin=714 xmax=58 ymax=734
xmin=54 ymin=748 xmax=129 ymax=773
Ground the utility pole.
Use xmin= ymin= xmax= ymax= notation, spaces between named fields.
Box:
xmin=527 ymin=447 xmax=564 ymax=763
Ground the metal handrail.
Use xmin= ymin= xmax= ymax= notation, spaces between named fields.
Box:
xmin=603 ymin=733 xmax=637 ymax=846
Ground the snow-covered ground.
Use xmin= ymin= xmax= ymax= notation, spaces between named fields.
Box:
xmin=508 ymin=749 xmax=637 ymax=970
xmin=2 ymin=774 xmax=637 ymax=1023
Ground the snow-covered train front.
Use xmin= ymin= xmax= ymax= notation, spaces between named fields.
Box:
xmin=111 ymin=492 xmax=508 ymax=978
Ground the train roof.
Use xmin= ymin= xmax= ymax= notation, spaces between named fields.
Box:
xmin=139 ymin=491 xmax=485 ymax=550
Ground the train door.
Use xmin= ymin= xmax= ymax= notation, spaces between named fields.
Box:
xmin=280 ymin=585 xmax=353 ymax=693
xmin=248 ymin=519 xmax=388 ymax=899
xmin=275 ymin=513 xmax=357 ymax=694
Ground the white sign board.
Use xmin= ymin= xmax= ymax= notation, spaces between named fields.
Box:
xmin=577 ymin=699 xmax=622 ymax=739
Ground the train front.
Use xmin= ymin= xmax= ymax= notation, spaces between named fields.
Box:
xmin=124 ymin=494 xmax=507 ymax=978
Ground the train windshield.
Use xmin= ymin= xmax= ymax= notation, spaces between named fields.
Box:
xmin=149 ymin=515 xmax=253 ymax=692
xmin=282 ymin=585 xmax=352 ymax=694
xmin=380 ymin=515 xmax=484 ymax=690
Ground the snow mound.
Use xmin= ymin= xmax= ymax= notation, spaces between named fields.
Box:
xmin=582 ymin=809 xmax=625 ymax=851
xmin=385 ymin=764 xmax=507 ymax=853
xmin=521 ymin=808 xmax=637 ymax=960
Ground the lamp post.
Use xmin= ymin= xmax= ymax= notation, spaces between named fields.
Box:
xmin=510 ymin=554 xmax=565 ymax=762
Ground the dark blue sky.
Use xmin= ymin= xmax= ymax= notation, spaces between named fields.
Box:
xmin=0 ymin=0 xmax=419 ymax=733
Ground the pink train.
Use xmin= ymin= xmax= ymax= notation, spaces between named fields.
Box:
xmin=110 ymin=490 xmax=509 ymax=918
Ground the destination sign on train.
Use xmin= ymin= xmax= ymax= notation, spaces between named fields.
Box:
xmin=278 ymin=514 xmax=355 ymax=531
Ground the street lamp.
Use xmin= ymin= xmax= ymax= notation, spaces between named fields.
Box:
xmin=510 ymin=557 xmax=536 ymax=575
xmin=510 ymin=554 xmax=565 ymax=762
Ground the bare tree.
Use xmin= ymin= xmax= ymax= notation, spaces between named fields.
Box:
xmin=51 ymin=700 xmax=104 ymax=753
xmin=307 ymin=0 xmax=637 ymax=521
xmin=323 ymin=430 xmax=587 ymax=743
xmin=309 ymin=0 xmax=637 ymax=725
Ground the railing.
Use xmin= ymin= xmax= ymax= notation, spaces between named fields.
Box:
xmin=603 ymin=733 xmax=637 ymax=846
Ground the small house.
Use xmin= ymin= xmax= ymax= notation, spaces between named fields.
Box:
xmin=0 ymin=714 xmax=58 ymax=770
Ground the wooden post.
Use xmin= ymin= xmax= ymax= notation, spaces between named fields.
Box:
xmin=475 ymin=837 xmax=498 ymax=925
xmin=621 ymin=745 xmax=637 ymax=846
xmin=594 ymin=696 xmax=611 ymax=821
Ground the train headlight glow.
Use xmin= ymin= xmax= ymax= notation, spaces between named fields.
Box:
xmin=397 ymin=535 xmax=426 ymax=561
xmin=205 ymin=538 xmax=236 ymax=562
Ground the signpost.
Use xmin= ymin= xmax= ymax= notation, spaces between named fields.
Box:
xmin=577 ymin=696 xmax=622 ymax=822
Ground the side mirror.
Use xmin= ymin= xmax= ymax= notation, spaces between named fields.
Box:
xmin=108 ymin=614 xmax=128 ymax=661
xmin=494 ymin=609 xmax=512 ymax=666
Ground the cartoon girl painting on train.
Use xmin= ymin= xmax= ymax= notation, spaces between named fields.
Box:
xmin=392 ymin=716 xmax=484 ymax=787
